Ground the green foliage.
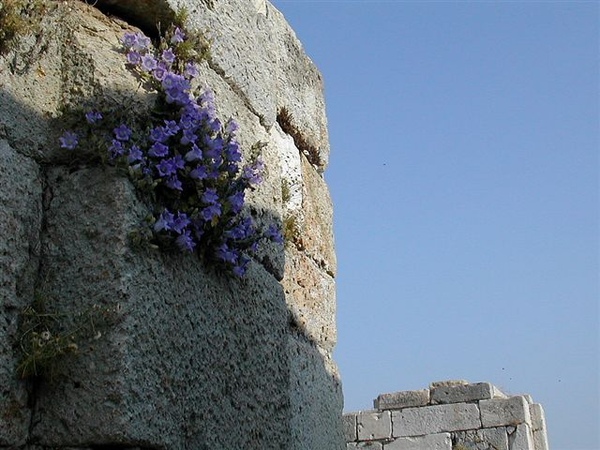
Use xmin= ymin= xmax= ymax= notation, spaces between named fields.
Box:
xmin=0 ymin=0 xmax=43 ymax=54
xmin=17 ymin=291 xmax=119 ymax=381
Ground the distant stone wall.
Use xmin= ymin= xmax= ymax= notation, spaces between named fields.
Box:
xmin=0 ymin=1 xmax=342 ymax=448
xmin=343 ymin=381 xmax=549 ymax=450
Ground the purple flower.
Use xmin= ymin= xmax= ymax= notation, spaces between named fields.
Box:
xmin=171 ymin=27 xmax=185 ymax=44
xmin=184 ymin=62 xmax=199 ymax=79
xmin=232 ymin=255 xmax=250 ymax=277
xmin=126 ymin=51 xmax=142 ymax=65
xmin=176 ymin=230 xmax=196 ymax=252
xmin=152 ymin=62 xmax=168 ymax=81
xmin=154 ymin=209 xmax=175 ymax=232
xmin=156 ymin=159 xmax=176 ymax=177
xmin=85 ymin=111 xmax=103 ymax=124
xmin=225 ymin=118 xmax=239 ymax=135
xmin=216 ymin=243 xmax=238 ymax=264
xmin=114 ymin=124 xmax=132 ymax=142
xmin=141 ymin=54 xmax=157 ymax=72
xmin=225 ymin=141 xmax=242 ymax=162
xmin=108 ymin=139 xmax=125 ymax=159
xmin=185 ymin=144 xmax=203 ymax=162
xmin=225 ymin=217 xmax=253 ymax=240
xmin=181 ymin=129 xmax=197 ymax=145
xmin=166 ymin=176 xmax=182 ymax=190
xmin=164 ymin=120 xmax=179 ymax=136
xmin=149 ymin=142 xmax=169 ymax=157
xmin=128 ymin=145 xmax=143 ymax=163
xmin=228 ymin=191 xmax=245 ymax=214
xmin=266 ymin=224 xmax=284 ymax=244
xmin=132 ymin=34 xmax=151 ymax=52
xmin=121 ymin=32 xmax=138 ymax=49
xmin=202 ymin=188 xmax=219 ymax=205
xmin=171 ymin=211 xmax=191 ymax=234
xmin=161 ymin=48 xmax=176 ymax=65
xmin=59 ymin=131 xmax=78 ymax=150
xmin=201 ymin=203 xmax=221 ymax=221
xmin=150 ymin=126 xmax=169 ymax=143
xmin=243 ymin=159 xmax=265 ymax=186
xmin=190 ymin=165 xmax=208 ymax=180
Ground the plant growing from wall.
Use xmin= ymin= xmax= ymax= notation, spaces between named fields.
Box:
xmin=17 ymin=292 xmax=119 ymax=380
xmin=59 ymin=24 xmax=283 ymax=277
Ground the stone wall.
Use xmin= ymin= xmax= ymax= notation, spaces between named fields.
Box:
xmin=0 ymin=0 xmax=343 ymax=448
xmin=343 ymin=381 xmax=550 ymax=450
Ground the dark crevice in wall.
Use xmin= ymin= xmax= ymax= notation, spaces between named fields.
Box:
xmin=90 ymin=0 xmax=175 ymax=40
xmin=276 ymin=107 xmax=323 ymax=169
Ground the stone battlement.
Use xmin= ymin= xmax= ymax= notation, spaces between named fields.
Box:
xmin=344 ymin=380 xmax=549 ymax=450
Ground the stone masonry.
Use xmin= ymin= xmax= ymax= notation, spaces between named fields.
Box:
xmin=344 ymin=381 xmax=550 ymax=450
xmin=0 ymin=0 xmax=342 ymax=448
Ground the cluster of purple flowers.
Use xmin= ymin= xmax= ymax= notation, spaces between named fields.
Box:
xmin=59 ymin=28 xmax=283 ymax=276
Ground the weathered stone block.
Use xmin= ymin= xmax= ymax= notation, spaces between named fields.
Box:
xmin=30 ymin=167 xmax=292 ymax=449
xmin=529 ymin=404 xmax=549 ymax=450
xmin=343 ymin=413 xmax=358 ymax=442
xmin=96 ymin=0 xmax=331 ymax=169
xmin=385 ymin=432 xmax=452 ymax=450
xmin=347 ymin=441 xmax=383 ymax=449
xmin=508 ymin=423 xmax=534 ymax=450
xmin=392 ymin=403 xmax=481 ymax=437
xmin=358 ymin=410 xmax=392 ymax=441
xmin=374 ymin=389 xmax=430 ymax=410
xmin=0 ymin=140 xmax=42 ymax=446
xmin=453 ymin=427 xmax=509 ymax=450
xmin=480 ymin=396 xmax=531 ymax=428
xmin=431 ymin=382 xmax=505 ymax=404
xmin=283 ymin=249 xmax=336 ymax=350
xmin=288 ymin=333 xmax=344 ymax=450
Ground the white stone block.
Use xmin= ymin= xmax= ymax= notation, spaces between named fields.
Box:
xmin=509 ymin=423 xmax=534 ymax=450
xmin=530 ymin=404 xmax=549 ymax=450
xmin=358 ymin=410 xmax=392 ymax=441
xmin=375 ymin=389 xmax=430 ymax=410
xmin=348 ymin=441 xmax=384 ymax=449
xmin=480 ymin=396 xmax=532 ymax=428
xmin=392 ymin=403 xmax=481 ymax=437
xmin=344 ymin=413 xmax=358 ymax=442
xmin=384 ymin=433 xmax=451 ymax=450
xmin=431 ymin=382 xmax=505 ymax=404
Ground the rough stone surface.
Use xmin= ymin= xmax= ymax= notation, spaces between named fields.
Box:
xmin=431 ymin=382 xmax=505 ymax=404
xmin=480 ymin=396 xmax=531 ymax=428
xmin=346 ymin=383 xmax=548 ymax=450
xmin=392 ymin=403 xmax=481 ymax=437
xmin=343 ymin=412 xmax=358 ymax=443
xmin=96 ymin=0 xmax=331 ymax=169
xmin=347 ymin=442 xmax=383 ymax=450
xmin=453 ymin=427 xmax=509 ymax=450
xmin=0 ymin=139 xmax=42 ymax=445
xmin=375 ymin=389 xmax=430 ymax=410
xmin=357 ymin=411 xmax=392 ymax=441
xmin=288 ymin=333 xmax=344 ymax=450
xmin=385 ymin=433 xmax=452 ymax=450
xmin=29 ymin=167 xmax=291 ymax=448
xmin=508 ymin=424 xmax=534 ymax=450
xmin=0 ymin=0 xmax=342 ymax=448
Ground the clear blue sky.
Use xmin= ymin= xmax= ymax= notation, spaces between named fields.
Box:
xmin=271 ymin=1 xmax=599 ymax=449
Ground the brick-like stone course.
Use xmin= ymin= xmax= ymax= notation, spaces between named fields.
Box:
xmin=344 ymin=381 xmax=549 ymax=450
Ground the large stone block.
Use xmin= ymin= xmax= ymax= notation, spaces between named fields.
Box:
xmin=0 ymin=140 xmax=42 ymax=446
xmin=392 ymin=403 xmax=481 ymax=437
xmin=347 ymin=441 xmax=383 ymax=450
xmin=529 ymin=404 xmax=549 ymax=450
xmin=374 ymin=389 xmax=430 ymax=410
xmin=288 ymin=333 xmax=344 ymax=450
xmin=283 ymin=250 xmax=336 ymax=350
xmin=357 ymin=410 xmax=392 ymax=441
xmin=431 ymin=382 xmax=505 ymax=404
xmin=343 ymin=413 xmax=358 ymax=443
xmin=95 ymin=0 xmax=331 ymax=169
xmin=508 ymin=424 xmax=534 ymax=450
xmin=453 ymin=427 xmax=509 ymax=450
xmin=385 ymin=433 xmax=452 ymax=450
xmin=480 ymin=396 xmax=531 ymax=428
xmin=30 ymin=167 xmax=292 ymax=449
